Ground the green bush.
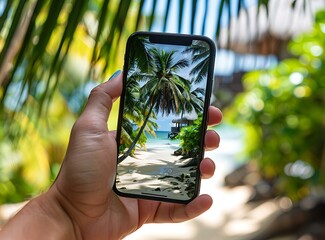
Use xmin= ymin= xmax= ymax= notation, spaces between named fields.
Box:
xmin=228 ymin=10 xmax=325 ymax=201
xmin=178 ymin=115 xmax=203 ymax=156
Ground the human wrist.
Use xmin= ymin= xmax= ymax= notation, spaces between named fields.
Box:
xmin=0 ymin=189 xmax=80 ymax=240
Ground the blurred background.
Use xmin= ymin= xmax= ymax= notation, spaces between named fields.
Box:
xmin=0 ymin=0 xmax=325 ymax=239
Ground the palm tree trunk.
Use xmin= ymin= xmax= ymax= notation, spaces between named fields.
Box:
xmin=117 ymin=101 xmax=155 ymax=164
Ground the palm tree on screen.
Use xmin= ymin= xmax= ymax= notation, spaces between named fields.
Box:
xmin=118 ymin=48 xmax=191 ymax=163
xmin=183 ymin=41 xmax=210 ymax=84
xmin=182 ymin=86 xmax=205 ymax=114
xmin=119 ymin=67 xmax=158 ymax=153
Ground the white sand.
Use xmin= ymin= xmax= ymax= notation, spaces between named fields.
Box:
xmin=116 ymin=144 xmax=198 ymax=201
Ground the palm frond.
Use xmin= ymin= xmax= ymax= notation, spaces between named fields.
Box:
xmin=201 ymin=0 xmax=209 ymax=35
xmin=1 ymin=0 xmax=45 ymax=105
xmin=190 ymin=0 xmax=197 ymax=34
xmin=91 ymin=0 xmax=110 ymax=66
xmin=148 ymin=0 xmax=158 ymax=31
xmin=215 ymin=0 xmax=226 ymax=41
xmin=163 ymin=0 xmax=171 ymax=32
xmin=171 ymin=58 xmax=190 ymax=71
xmin=0 ymin=0 xmax=255 ymax=118
xmin=0 ymin=0 xmax=27 ymax=70
xmin=3 ymin=0 xmax=316 ymax=141
xmin=178 ymin=0 xmax=185 ymax=33
xmin=0 ymin=0 xmax=13 ymax=33
xmin=41 ymin=0 xmax=89 ymax=115
xmin=135 ymin=0 xmax=146 ymax=31
xmin=99 ymin=0 xmax=132 ymax=73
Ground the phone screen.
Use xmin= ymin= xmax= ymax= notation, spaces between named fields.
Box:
xmin=114 ymin=32 xmax=215 ymax=203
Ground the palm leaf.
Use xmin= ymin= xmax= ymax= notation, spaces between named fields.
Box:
xmin=190 ymin=57 xmax=209 ymax=83
xmin=201 ymin=0 xmax=209 ymax=35
xmin=0 ymin=0 xmax=45 ymax=105
xmin=42 ymin=0 xmax=89 ymax=115
xmin=163 ymin=0 xmax=171 ymax=32
xmin=2 ymin=0 xmax=314 ymax=141
xmin=148 ymin=0 xmax=158 ymax=30
xmin=135 ymin=0 xmax=146 ymax=31
xmin=0 ymin=0 xmax=13 ymax=32
xmin=100 ymin=0 xmax=132 ymax=73
xmin=0 ymin=0 xmax=27 ymax=72
xmin=91 ymin=0 xmax=110 ymax=65
xmin=215 ymin=0 xmax=226 ymax=42
xmin=18 ymin=0 xmax=65 ymax=109
xmin=178 ymin=0 xmax=185 ymax=33
xmin=171 ymin=58 xmax=190 ymax=71
xmin=190 ymin=0 xmax=197 ymax=34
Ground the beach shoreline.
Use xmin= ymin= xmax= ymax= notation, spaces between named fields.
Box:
xmin=116 ymin=140 xmax=198 ymax=201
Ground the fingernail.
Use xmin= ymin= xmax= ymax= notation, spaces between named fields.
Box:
xmin=109 ymin=70 xmax=122 ymax=80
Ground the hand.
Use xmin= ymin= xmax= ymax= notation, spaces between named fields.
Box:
xmin=0 ymin=71 xmax=222 ymax=240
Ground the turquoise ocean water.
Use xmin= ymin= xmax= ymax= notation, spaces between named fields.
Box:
xmin=146 ymin=131 xmax=180 ymax=149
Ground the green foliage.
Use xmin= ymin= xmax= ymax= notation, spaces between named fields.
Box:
xmin=0 ymin=0 xmax=253 ymax=126
xmin=118 ymin=44 xmax=193 ymax=163
xmin=178 ymin=116 xmax=203 ymax=156
xmin=0 ymin=0 xmax=312 ymax=204
xmin=118 ymin=34 xmax=211 ymax=162
xmin=0 ymin=90 xmax=74 ymax=203
xmin=228 ymin=10 xmax=325 ymax=201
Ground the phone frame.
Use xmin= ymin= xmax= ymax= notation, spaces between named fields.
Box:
xmin=113 ymin=32 xmax=216 ymax=204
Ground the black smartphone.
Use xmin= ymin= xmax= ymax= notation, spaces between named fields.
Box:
xmin=114 ymin=32 xmax=215 ymax=204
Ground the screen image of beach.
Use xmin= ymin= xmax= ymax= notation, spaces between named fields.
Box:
xmin=116 ymin=35 xmax=211 ymax=201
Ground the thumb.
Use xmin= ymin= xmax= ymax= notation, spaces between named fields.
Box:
xmin=78 ymin=70 xmax=123 ymax=131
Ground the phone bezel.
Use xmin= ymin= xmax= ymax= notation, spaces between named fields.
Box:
xmin=113 ymin=32 xmax=216 ymax=204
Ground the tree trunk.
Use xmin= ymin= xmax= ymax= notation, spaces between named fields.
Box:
xmin=117 ymin=101 xmax=155 ymax=164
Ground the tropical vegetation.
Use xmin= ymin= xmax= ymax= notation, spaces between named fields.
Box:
xmin=227 ymin=10 xmax=325 ymax=201
xmin=0 ymin=0 xmax=318 ymax=204
xmin=118 ymin=37 xmax=209 ymax=163
xmin=177 ymin=115 xmax=203 ymax=157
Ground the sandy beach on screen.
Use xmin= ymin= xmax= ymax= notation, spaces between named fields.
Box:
xmin=116 ymin=142 xmax=197 ymax=201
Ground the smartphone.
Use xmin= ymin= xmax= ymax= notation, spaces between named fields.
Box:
xmin=114 ymin=32 xmax=215 ymax=204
